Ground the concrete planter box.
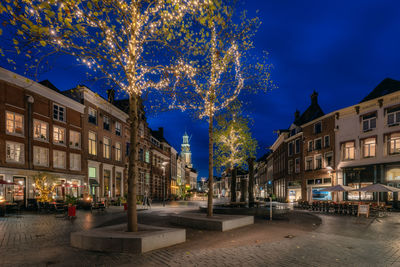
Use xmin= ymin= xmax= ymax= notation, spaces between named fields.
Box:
xmin=71 ymin=224 xmax=185 ymax=253
xmin=171 ymin=213 xmax=254 ymax=232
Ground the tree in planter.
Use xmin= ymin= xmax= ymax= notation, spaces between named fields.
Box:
xmin=165 ymin=1 xmax=272 ymax=216
xmin=1 ymin=0 xmax=206 ymax=232
xmin=214 ymin=106 xmax=257 ymax=204
xmin=33 ymin=173 xmax=56 ymax=203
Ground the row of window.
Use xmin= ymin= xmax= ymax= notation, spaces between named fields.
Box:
xmin=6 ymin=111 xmax=81 ymax=149
xmin=288 ymin=139 xmax=301 ymax=156
xmin=308 ymin=135 xmax=330 ymax=151
xmin=88 ymin=107 xmax=122 ymax=136
xmin=6 ymin=141 xmax=81 ymax=170
xmin=305 ymin=152 xmax=333 ymax=171
xmin=361 ymin=108 xmax=400 ymax=132
xmin=88 ymin=131 xmax=122 ymax=161
xmin=287 ymin=152 xmax=333 ymax=174
xmin=288 ymin=135 xmax=331 ymax=156
xmin=341 ymin=133 xmax=400 ymax=160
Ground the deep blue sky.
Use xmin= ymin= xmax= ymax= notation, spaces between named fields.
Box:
xmin=2 ymin=1 xmax=400 ymax=180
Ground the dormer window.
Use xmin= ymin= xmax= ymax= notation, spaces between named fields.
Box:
xmin=362 ymin=113 xmax=376 ymax=132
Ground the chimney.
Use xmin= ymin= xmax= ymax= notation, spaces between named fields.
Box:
xmin=158 ymin=127 xmax=164 ymax=137
xmin=106 ymin=89 xmax=115 ymax=104
xmin=294 ymin=110 xmax=300 ymax=120
xmin=311 ymin=90 xmax=318 ymax=105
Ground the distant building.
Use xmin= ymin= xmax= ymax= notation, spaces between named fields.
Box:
xmin=180 ymin=132 xmax=192 ymax=168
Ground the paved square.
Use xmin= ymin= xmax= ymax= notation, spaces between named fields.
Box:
xmin=1 ymin=204 xmax=399 ymax=266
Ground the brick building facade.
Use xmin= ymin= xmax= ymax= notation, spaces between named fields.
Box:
xmin=0 ymin=68 xmax=86 ymax=206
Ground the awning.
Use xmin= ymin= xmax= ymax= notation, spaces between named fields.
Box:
xmin=89 ymin=179 xmax=99 ymax=187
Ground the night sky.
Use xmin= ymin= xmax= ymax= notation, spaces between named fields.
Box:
xmin=2 ymin=1 xmax=400 ymax=180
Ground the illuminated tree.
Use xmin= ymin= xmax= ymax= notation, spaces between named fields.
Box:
xmin=0 ymin=0 xmax=205 ymax=232
xmin=214 ymin=106 xmax=257 ymax=203
xmin=167 ymin=1 xmax=272 ymax=216
xmin=33 ymin=173 xmax=56 ymax=203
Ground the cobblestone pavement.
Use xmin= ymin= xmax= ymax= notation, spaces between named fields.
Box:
xmin=1 ymin=203 xmax=400 ymax=266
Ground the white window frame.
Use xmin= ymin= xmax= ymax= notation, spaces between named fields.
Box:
xmin=53 ymin=150 xmax=66 ymax=169
xmin=88 ymin=107 xmax=97 ymax=125
xmin=33 ymin=119 xmax=48 ymax=142
xmin=53 ymin=125 xmax=66 ymax=145
xmin=6 ymin=111 xmax=24 ymax=136
xmin=115 ymin=142 xmax=122 ymax=161
xmin=70 ymin=153 xmax=81 ymax=171
xmin=314 ymin=154 xmax=322 ymax=170
xmin=295 ymin=139 xmax=300 ymax=154
xmin=6 ymin=141 xmax=24 ymax=164
xmin=103 ymin=116 xmax=110 ymax=131
xmin=33 ymin=146 xmax=49 ymax=167
xmin=88 ymin=131 xmax=97 ymax=156
xmin=387 ymin=111 xmax=400 ymax=126
xmin=305 ymin=156 xmax=313 ymax=171
xmin=324 ymin=151 xmax=333 ymax=168
xmin=314 ymin=137 xmax=322 ymax=150
xmin=362 ymin=116 xmax=376 ymax=132
xmin=103 ymin=137 xmax=111 ymax=159
xmin=69 ymin=130 xmax=81 ymax=149
xmin=343 ymin=141 xmax=355 ymax=160
xmin=363 ymin=137 xmax=376 ymax=158
xmin=115 ymin=121 xmax=122 ymax=136
xmin=389 ymin=133 xmax=400 ymax=155
xmin=53 ymin=103 xmax=66 ymax=122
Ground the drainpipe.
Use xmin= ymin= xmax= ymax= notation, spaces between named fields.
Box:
xmin=26 ymin=95 xmax=34 ymax=208
xmin=26 ymin=95 xmax=34 ymax=169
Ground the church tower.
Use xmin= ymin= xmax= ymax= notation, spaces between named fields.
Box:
xmin=181 ymin=132 xmax=192 ymax=168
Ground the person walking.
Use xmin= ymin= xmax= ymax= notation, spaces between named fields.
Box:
xmin=142 ymin=191 xmax=148 ymax=209
xmin=147 ymin=195 xmax=152 ymax=209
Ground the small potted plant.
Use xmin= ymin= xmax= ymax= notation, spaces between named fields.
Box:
xmin=66 ymin=195 xmax=77 ymax=218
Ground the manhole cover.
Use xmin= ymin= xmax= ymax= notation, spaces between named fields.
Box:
xmin=284 ymin=235 xmax=295 ymax=239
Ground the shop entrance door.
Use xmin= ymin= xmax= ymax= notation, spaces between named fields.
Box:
xmin=13 ymin=176 xmax=26 ymax=206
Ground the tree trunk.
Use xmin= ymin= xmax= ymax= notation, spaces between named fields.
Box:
xmin=231 ymin=167 xmax=237 ymax=202
xmin=207 ymin=114 xmax=214 ymax=217
xmin=127 ymin=93 xmax=138 ymax=232
xmin=248 ymin=157 xmax=255 ymax=207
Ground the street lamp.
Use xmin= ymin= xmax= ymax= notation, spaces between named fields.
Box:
xmin=161 ymin=161 xmax=168 ymax=207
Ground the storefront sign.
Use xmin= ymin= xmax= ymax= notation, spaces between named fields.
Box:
xmin=358 ymin=204 xmax=370 ymax=218
xmin=312 ymin=188 xmax=332 ymax=201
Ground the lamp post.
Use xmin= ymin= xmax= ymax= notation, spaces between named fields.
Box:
xmin=162 ymin=162 xmax=168 ymax=207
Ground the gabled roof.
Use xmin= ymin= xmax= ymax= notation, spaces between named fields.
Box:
xmin=294 ymin=102 xmax=324 ymax=125
xmin=360 ymin=78 xmax=400 ymax=103
xmin=257 ymin=151 xmax=271 ymax=162
xmin=39 ymin=80 xmax=60 ymax=92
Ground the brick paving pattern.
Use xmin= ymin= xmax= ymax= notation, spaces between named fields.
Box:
xmin=1 ymin=204 xmax=400 ymax=266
